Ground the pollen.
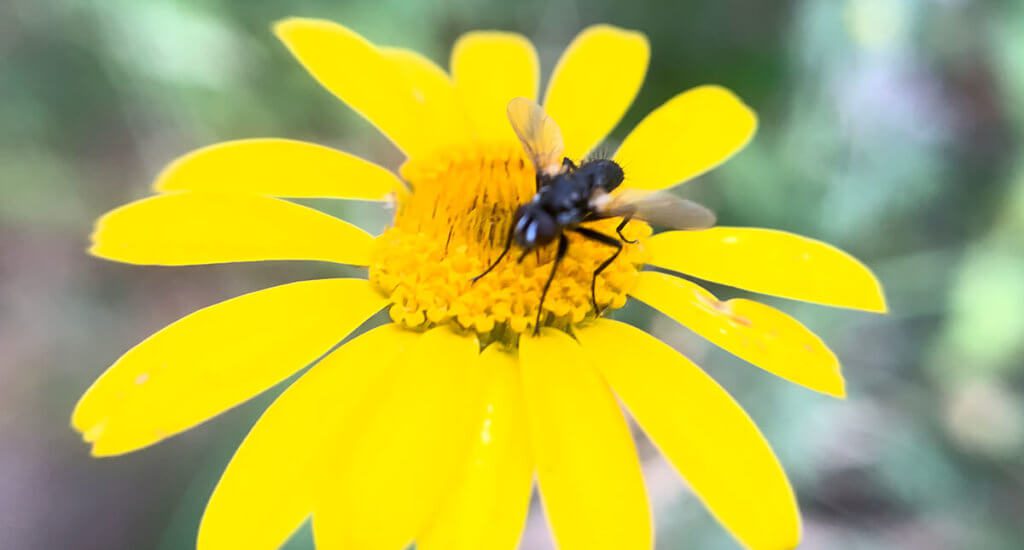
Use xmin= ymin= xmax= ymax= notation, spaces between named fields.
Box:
xmin=369 ymin=144 xmax=651 ymax=343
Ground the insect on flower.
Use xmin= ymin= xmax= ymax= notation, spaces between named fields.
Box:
xmin=475 ymin=97 xmax=716 ymax=331
xmin=72 ymin=18 xmax=889 ymax=550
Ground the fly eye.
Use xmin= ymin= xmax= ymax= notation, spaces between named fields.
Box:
xmin=534 ymin=214 xmax=557 ymax=239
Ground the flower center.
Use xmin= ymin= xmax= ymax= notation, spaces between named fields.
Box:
xmin=369 ymin=144 xmax=650 ymax=344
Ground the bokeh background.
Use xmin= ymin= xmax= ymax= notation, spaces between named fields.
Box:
xmin=3 ymin=0 xmax=1023 ymax=548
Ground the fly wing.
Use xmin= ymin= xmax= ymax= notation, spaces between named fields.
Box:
xmin=594 ymin=189 xmax=716 ymax=230
xmin=507 ymin=97 xmax=566 ymax=178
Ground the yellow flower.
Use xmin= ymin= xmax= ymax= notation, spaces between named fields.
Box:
xmin=73 ymin=18 xmax=886 ymax=550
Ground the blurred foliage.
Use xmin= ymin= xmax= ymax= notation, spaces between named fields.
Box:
xmin=1 ymin=0 xmax=1023 ymax=549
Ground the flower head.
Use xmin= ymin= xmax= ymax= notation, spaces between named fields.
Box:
xmin=74 ymin=18 xmax=886 ymax=550
xmin=371 ymin=141 xmax=651 ymax=339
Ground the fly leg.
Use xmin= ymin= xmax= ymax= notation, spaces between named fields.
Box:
xmin=615 ymin=212 xmax=638 ymax=244
xmin=583 ymin=207 xmax=637 ymax=244
xmin=473 ymin=225 xmax=515 ymax=283
xmin=570 ymin=227 xmax=623 ymax=313
xmin=534 ymin=233 xmax=569 ymax=335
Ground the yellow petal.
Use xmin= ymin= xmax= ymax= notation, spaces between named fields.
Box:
xmin=577 ymin=320 xmax=801 ymax=550
xmin=520 ymin=329 xmax=651 ymax=550
xmin=543 ymin=25 xmax=649 ymax=161
xmin=451 ymin=31 xmax=539 ymax=144
xmin=313 ymin=327 xmax=485 ymax=550
xmin=419 ymin=346 xmax=533 ymax=550
xmin=89 ymin=192 xmax=373 ymax=266
xmin=614 ymin=85 xmax=757 ymax=190
xmin=71 ymin=278 xmax=387 ymax=456
xmin=647 ymin=227 xmax=888 ymax=312
xmin=380 ymin=47 xmax=473 ymax=152
xmin=197 ymin=325 xmax=416 ymax=550
xmin=274 ymin=18 xmax=436 ymax=157
xmin=630 ymin=271 xmax=844 ymax=397
xmin=153 ymin=139 xmax=402 ymax=200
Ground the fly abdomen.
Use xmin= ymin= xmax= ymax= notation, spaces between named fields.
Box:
xmin=573 ymin=159 xmax=624 ymax=192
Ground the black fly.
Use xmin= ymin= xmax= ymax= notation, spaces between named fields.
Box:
xmin=473 ymin=97 xmax=717 ymax=334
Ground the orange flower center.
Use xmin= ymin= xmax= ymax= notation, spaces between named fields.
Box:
xmin=369 ymin=144 xmax=650 ymax=343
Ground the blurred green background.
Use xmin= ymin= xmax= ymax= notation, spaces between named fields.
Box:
xmin=2 ymin=0 xmax=1023 ymax=548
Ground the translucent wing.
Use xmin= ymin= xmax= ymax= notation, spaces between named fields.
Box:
xmin=507 ymin=97 xmax=566 ymax=178
xmin=594 ymin=189 xmax=716 ymax=230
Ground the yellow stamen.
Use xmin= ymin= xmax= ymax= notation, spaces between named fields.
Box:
xmin=369 ymin=144 xmax=650 ymax=343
